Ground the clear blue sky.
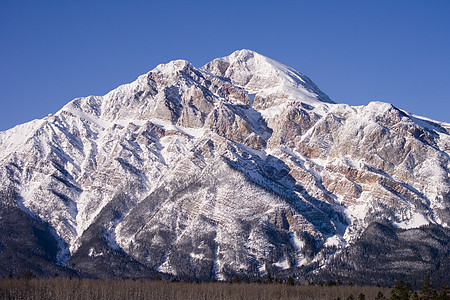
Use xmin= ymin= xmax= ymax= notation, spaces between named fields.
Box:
xmin=1 ymin=0 xmax=449 ymax=131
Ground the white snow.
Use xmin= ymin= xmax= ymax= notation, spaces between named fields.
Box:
xmin=149 ymin=118 xmax=206 ymax=138
xmin=258 ymin=264 xmax=266 ymax=275
xmin=62 ymin=107 xmax=112 ymax=129
xmin=203 ymin=49 xmax=333 ymax=107
xmin=88 ymin=248 xmax=104 ymax=257
xmin=238 ymin=143 xmax=267 ymax=160
xmin=273 ymin=255 xmax=290 ymax=269
xmin=324 ymin=235 xmax=344 ymax=248
xmin=157 ymin=256 xmax=177 ymax=275
xmin=346 ymin=203 xmax=369 ymax=221
xmin=153 ymin=59 xmax=192 ymax=76
xmin=309 ymin=157 xmax=329 ymax=169
xmin=0 ymin=119 xmax=45 ymax=160
xmin=290 ymin=233 xmax=304 ymax=251
xmin=190 ymin=252 xmax=205 ymax=260
xmin=260 ymin=102 xmax=290 ymax=119
xmin=394 ymin=212 xmax=430 ymax=229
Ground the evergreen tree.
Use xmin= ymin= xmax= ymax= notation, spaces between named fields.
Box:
xmin=244 ymin=275 xmax=250 ymax=284
xmin=286 ymin=276 xmax=294 ymax=286
xmin=390 ymin=280 xmax=411 ymax=300
xmin=420 ymin=276 xmax=434 ymax=300
xmin=265 ymin=272 xmax=273 ymax=284
xmin=232 ymin=274 xmax=240 ymax=284
xmin=432 ymin=290 xmax=439 ymax=300
xmin=375 ymin=291 xmax=385 ymax=300
xmin=23 ymin=270 xmax=34 ymax=280
xmin=357 ymin=293 xmax=365 ymax=300
xmin=438 ymin=285 xmax=450 ymax=300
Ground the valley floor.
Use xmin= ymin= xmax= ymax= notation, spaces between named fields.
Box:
xmin=0 ymin=278 xmax=393 ymax=300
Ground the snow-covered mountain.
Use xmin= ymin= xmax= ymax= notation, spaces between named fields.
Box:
xmin=0 ymin=49 xmax=449 ymax=285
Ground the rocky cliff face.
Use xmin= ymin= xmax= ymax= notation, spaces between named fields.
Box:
xmin=0 ymin=50 xmax=448 ymax=285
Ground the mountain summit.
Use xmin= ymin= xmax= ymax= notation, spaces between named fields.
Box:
xmin=0 ymin=50 xmax=448 ymax=285
xmin=204 ymin=49 xmax=333 ymax=105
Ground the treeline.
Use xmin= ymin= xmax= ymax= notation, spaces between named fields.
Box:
xmin=0 ymin=273 xmax=448 ymax=300
xmin=388 ymin=277 xmax=449 ymax=300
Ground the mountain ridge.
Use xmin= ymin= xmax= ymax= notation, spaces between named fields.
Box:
xmin=0 ymin=50 xmax=448 ymax=285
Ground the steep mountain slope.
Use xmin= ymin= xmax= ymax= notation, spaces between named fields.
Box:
xmin=0 ymin=50 xmax=448 ymax=284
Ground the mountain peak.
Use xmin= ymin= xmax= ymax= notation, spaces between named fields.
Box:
xmin=228 ymin=48 xmax=259 ymax=61
xmin=152 ymin=59 xmax=194 ymax=75
xmin=203 ymin=49 xmax=333 ymax=105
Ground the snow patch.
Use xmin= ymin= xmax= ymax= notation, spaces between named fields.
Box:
xmin=149 ymin=118 xmax=205 ymax=138
xmin=273 ymin=255 xmax=290 ymax=269
xmin=324 ymin=235 xmax=344 ymax=248
xmin=290 ymin=233 xmax=304 ymax=251
xmin=260 ymin=102 xmax=290 ymax=119
xmin=190 ymin=252 xmax=205 ymax=260
xmin=258 ymin=264 xmax=266 ymax=275
xmin=88 ymin=248 xmax=104 ymax=258
xmin=157 ymin=255 xmax=177 ymax=275
xmin=394 ymin=212 xmax=430 ymax=229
